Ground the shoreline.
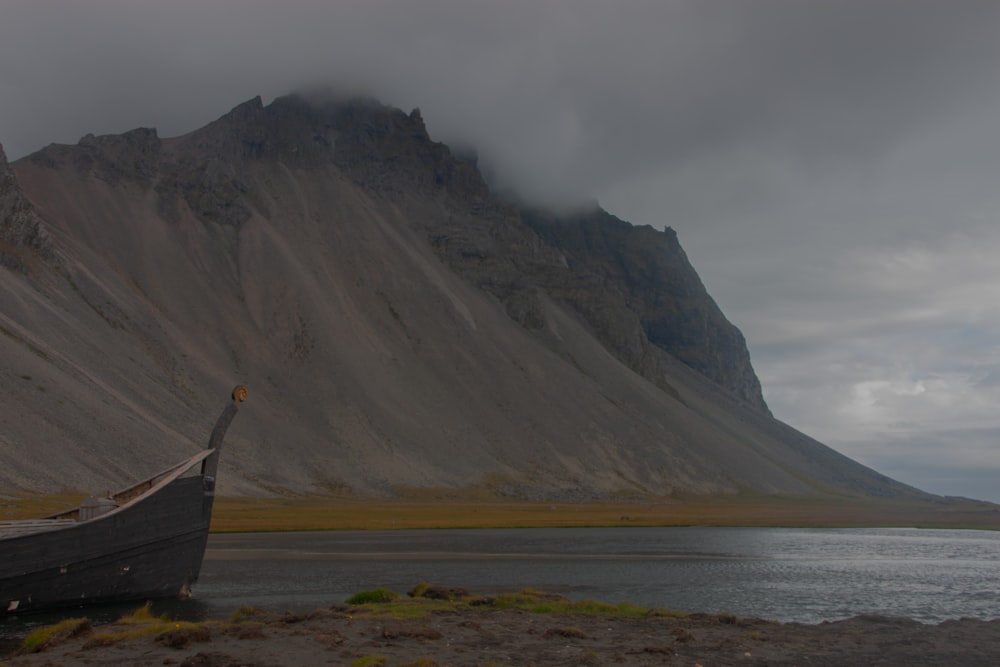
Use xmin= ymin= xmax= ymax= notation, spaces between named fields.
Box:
xmin=4 ymin=587 xmax=999 ymax=666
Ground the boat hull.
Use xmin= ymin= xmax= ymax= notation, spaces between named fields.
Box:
xmin=2 ymin=475 xmax=213 ymax=614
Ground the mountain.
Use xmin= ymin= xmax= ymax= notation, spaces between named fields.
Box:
xmin=0 ymin=93 xmax=922 ymax=500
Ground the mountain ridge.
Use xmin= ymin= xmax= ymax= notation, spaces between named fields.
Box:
xmin=0 ymin=94 xmax=925 ymax=501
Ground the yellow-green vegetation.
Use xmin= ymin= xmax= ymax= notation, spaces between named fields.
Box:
xmin=408 ymin=581 xmax=432 ymax=598
xmin=229 ymin=604 xmax=261 ymax=623
xmin=345 ymin=588 xmax=400 ymax=604
xmin=222 ymin=606 xmax=268 ymax=641
xmin=74 ymin=600 xmax=193 ymax=647
xmin=4 ymin=489 xmax=999 ymax=531
xmin=351 ymin=656 xmax=388 ymax=667
xmin=19 ymin=617 xmax=91 ymax=653
xmin=117 ymin=601 xmax=169 ymax=624
xmin=18 ymin=601 xmax=217 ymax=652
xmin=206 ymin=493 xmax=1000 ymax=532
xmin=344 ymin=587 xmax=456 ymax=619
xmin=490 ymin=589 xmax=677 ymax=618
xmin=84 ymin=618 xmax=209 ymax=649
xmin=344 ymin=585 xmax=682 ymax=621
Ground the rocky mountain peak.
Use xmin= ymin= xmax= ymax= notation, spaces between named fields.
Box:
xmin=72 ymin=127 xmax=162 ymax=187
xmin=144 ymin=94 xmax=487 ymax=229
xmin=0 ymin=93 xmax=923 ymax=501
xmin=189 ymin=95 xmax=441 ymax=167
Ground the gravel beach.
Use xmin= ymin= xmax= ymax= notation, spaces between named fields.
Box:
xmin=4 ymin=589 xmax=999 ymax=667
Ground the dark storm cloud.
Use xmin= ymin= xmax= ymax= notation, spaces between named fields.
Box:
xmin=3 ymin=0 xmax=1000 ymax=501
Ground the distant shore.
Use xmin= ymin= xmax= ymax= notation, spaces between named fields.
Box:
xmin=207 ymin=494 xmax=1000 ymax=533
xmin=4 ymin=492 xmax=999 ymax=532
xmin=4 ymin=587 xmax=999 ymax=666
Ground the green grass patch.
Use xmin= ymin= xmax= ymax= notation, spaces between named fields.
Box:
xmin=409 ymin=581 xmax=432 ymax=598
xmin=343 ymin=585 xmax=477 ymax=619
xmin=19 ymin=617 xmax=91 ymax=653
xmin=72 ymin=603 xmax=213 ymax=649
xmin=341 ymin=584 xmax=684 ymax=621
xmin=203 ymin=494 xmax=1000 ymax=532
xmin=6 ymin=490 xmax=1000 ymax=532
xmin=117 ymin=601 xmax=168 ymax=624
xmin=83 ymin=620 xmax=210 ymax=649
xmin=345 ymin=588 xmax=400 ymax=604
xmin=351 ymin=656 xmax=388 ymax=667
xmin=490 ymin=588 xmax=664 ymax=617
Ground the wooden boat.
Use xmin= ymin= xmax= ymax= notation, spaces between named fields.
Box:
xmin=0 ymin=386 xmax=247 ymax=614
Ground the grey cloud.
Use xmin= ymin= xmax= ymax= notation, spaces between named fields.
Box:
xmin=6 ymin=1 xmax=1000 ymax=198
xmin=843 ymin=428 xmax=1000 ymax=503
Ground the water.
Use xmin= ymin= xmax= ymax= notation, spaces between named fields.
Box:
xmin=3 ymin=526 xmax=998 ymax=652
xmin=194 ymin=527 xmax=1000 ymax=624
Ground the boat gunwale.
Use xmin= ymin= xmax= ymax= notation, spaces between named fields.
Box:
xmin=0 ymin=448 xmax=215 ymax=541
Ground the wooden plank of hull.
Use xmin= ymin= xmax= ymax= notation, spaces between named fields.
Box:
xmin=1 ymin=475 xmax=214 ymax=614
xmin=0 ymin=520 xmax=79 ymax=538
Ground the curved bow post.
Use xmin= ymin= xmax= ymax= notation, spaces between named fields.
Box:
xmin=201 ymin=385 xmax=248 ymax=483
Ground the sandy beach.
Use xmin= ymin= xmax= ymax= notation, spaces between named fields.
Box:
xmin=4 ymin=587 xmax=999 ymax=666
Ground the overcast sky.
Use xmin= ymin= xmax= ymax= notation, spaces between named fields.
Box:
xmin=3 ymin=1 xmax=1000 ymax=502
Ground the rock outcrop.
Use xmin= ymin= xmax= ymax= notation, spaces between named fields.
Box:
xmin=0 ymin=144 xmax=53 ymax=270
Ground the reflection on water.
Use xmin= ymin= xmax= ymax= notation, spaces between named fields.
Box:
xmin=4 ymin=526 xmax=999 ymax=652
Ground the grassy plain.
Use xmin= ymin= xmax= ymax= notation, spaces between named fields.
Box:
xmin=206 ymin=493 xmax=1000 ymax=532
xmin=3 ymin=491 xmax=998 ymax=531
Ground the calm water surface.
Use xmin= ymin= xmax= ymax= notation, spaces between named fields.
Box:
xmin=194 ymin=526 xmax=999 ymax=624
xmin=3 ymin=526 xmax=998 ymax=650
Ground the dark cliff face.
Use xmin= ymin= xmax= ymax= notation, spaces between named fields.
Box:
xmin=0 ymin=94 xmax=922 ymax=500
xmin=232 ymin=96 xmax=771 ymax=412
xmin=519 ymin=207 xmax=770 ymax=414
